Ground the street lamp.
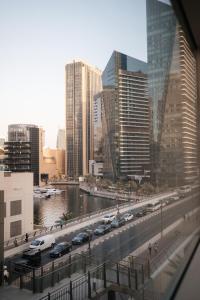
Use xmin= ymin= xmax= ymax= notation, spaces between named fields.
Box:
xmin=116 ymin=193 xmax=120 ymax=217
xmin=160 ymin=199 xmax=163 ymax=238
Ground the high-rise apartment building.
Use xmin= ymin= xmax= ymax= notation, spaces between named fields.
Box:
xmin=147 ymin=0 xmax=199 ymax=187
xmin=102 ymin=51 xmax=150 ymax=180
xmin=65 ymin=60 xmax=102 ymax=178
xmin=57 ymin=129 xmax=65 ymax=150
xmin=93 ymin=93 xmax=103 ymax=162
xmin=4 ymin=124 xmax=43 ymax=186
xmin=0 ymin=138 xmax=5 ymax=148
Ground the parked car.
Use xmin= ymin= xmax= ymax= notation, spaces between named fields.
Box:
xmin=111 ymin=217 xmax=125 ymax=228
xmin=29 ymin=234 xmax=55 ymax=251
xmin=84 ymin=227 xmax=93 ymax=238
xmin=135 ymin=210 xmax=146 ymax=218
xmin=122 ymin=213 xmax=134 ymax=222
xmin=14 ymin=258 xmax=34 ymax=273
xmin=72 ymin=232 xmax=90 ymax=245
xmin=49 ymin=242 xmax=72 ymax=258
xmin=102 ymin=213 xmax=116 ymax=224
xmin=170 ymin=195 xmax=180 ymax=201
xmin=22 ymin=249 xmax=41 ymax=266
xmin=94 ymin=224 xmax=111 ymax=235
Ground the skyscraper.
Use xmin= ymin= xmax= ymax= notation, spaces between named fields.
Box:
xmin=102 ymin=51 xmax=150 ymax=180
xmin=65 ymin=60 xmax=102 ymax=178
xmin=57 ymin=129 xmax=65 ymax=150
xmin=93 ymin=93 xmax=103 ymax=162
xmin=4 ymin=124 xmax=42 ymax=185
xmin=147 ymin=0 xmax=199 ymax=187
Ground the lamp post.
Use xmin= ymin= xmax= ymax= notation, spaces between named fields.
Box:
xmin=160 ymin=199 xmax=163 ymax=238
xmin=116 ymin=193 xmax=120 ymax=217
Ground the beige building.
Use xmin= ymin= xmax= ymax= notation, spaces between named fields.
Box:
xmin=65 ymin=60 xmax=102 ymax=178
xmin=41 ymin=148 xmax=65 ymax=180
xmin=0 ymin=172 xmax=33 ymax=241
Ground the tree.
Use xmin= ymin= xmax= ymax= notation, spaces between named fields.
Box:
xmin=129 ymin=180 xmax=138 ymax=192
xmin=138 ymin=183 xmax=155 ymax=195
xmin=61 ymin=212 xmax=73 ymax=222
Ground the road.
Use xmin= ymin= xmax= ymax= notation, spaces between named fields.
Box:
xmin=7 ymin=191 xmax=199 ymax=269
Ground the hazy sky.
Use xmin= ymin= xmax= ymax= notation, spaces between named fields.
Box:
xmin=0 ymin=0 xmax=146 ymax=147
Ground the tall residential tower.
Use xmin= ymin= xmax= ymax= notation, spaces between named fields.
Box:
xmin=102 ymin=51 xmax=150 ymax=180
xmin=65 ymin=60 xmax=102 ymax=178
xmin=147 ymin=0 xmax=199 ymax=187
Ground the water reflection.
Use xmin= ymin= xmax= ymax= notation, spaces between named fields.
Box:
xmin=34 ymin=185 xmax=116 ymax=227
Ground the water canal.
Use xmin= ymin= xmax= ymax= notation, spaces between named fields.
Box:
xmin=34 ymin=185 xmax=116 ymax=227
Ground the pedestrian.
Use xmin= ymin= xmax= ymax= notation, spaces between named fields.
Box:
xmin=14 ymin=238 xmax=18 ymax=247
xmin=148 ymin=242 xmax=152 ymax=256
xmin=3 ymin=266 xmax=9 ymax=284
xmin=60 ymin=222 xmax=63 ymax=230
xmin=25 ymin=233 xmax=29 ymax=243
xmin=154 ymin=242 xmax=158 ymax=254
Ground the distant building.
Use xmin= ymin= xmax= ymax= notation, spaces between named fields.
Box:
xmin=4 ymin=124 xmax=43 ymax=186
xmin=57 ymin=129 xmax=65 ymax=150
xmin=89 ymin=160 xmax=103 ymax=177
xmin=93 ymin=93 xmax=103 ymax=162
xmin=41 ymin=148 xmax=65 ymax=181
xmin=0 ymin=138 xmax=5 ymax=148
xmin=0 ymin=172 xmax=33 ymax=241
xmin=65 ymin=60 xmax=102 ymax=178
xmin=102 ymin=51 xmax=150 ymax=180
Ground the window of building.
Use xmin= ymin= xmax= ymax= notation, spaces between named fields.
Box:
xmin=10 ymin=200 xmax=22 ymax=216
xmin=10 ymin=220 xmax=22 ymax=237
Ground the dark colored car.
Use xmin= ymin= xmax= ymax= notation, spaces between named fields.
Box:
xmin=84 ymin=227 xmax=93 ymax=238
xmin=94 ymin=224 xmax=111 ymax=235
xmin=14 ymin=259 xmax=33 ymax=273
xmin=135 ymin=210 xmax=146 ymax=218
xmin=22 ymin=249 xmax=41 ymax=266
xmin=72 ymin=232 xmax=90 ymax=245
xmin=49 ymin=242 xmax=72 ymax=258
xmin=111 ymin=218 xmax=125 ymax=228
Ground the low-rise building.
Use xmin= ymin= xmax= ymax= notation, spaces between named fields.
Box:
xmin=89 ymin=160 xmax=103 ymax=177
xmin=0 ymin=171 xmax=33 ymax=241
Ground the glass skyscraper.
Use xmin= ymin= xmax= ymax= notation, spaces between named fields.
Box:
xmin=147 ymin=0 xmax=199 ymax=187
xmin=65 ymin=60 xmax=102 ymax=178
xmin=102 ymin=51 xmax=150 ymax=180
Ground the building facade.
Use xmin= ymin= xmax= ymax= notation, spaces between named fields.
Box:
xmin=147 ymin=0 xmax=199 ymax=187
xmin=4 ymin=124 xmax=42 ymax=186
xmin=65 ymin=60 xmax=102 ymax=178
xmin=102 ymin=51 xmax=150 ymax=180
xmin=0 ymin=172 xmax=33 ymax=241
xmin=41 ymin=148 xmax=65 ymax=180
xmin=57 ymin=129 xmax=65 ymax=150
xmin=93 ymin=93 xmax=103 ymax=162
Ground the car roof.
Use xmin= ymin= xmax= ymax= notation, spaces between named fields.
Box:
xmin=104 ymin=213 xmax=114 ymax=217
xmin=56 ymin=242 xmax=70 ymax=246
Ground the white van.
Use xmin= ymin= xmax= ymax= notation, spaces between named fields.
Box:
xmin=29 ymin=234 xmax=55 ymax=251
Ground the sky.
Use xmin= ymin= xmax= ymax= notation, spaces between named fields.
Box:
xmin=0 ymin=0 xmax=146 ymax=148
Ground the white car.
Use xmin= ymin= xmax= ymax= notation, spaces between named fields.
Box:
xmin=122 ymin=213 xmax=134 ymax=221
xmin=29 ymin=234 xmax=55 ymax=251
xmin=102 ymin=213 xmax=116 ymax=224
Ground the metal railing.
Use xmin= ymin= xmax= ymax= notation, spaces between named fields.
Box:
xmin=3 ymin=202 xmax=131 ymax=251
